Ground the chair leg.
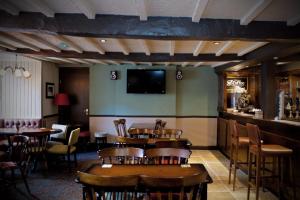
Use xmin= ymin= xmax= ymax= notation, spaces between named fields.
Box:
xmin=228 ymin=144 xmax=234 ymax=185
xmin=278 ymin=157 xmax=282 ymax=199
xmin=262 ymin=157 xmax=266 ymax=192
xmin=255 ymin=155 xmax=261 ymax=200
xmin=247 ymin=152 xmax=252 ymax=200
xmin=20 ymin=168 xmax=31 ymax=194
xmin=67 ymin=152 xmax=71 ymax=172
xmin=289 ymin=156 xmax=296 ymax=200
xmin=233 ymin=144 xmax=238 ymax=191
xmin=74 ymin=152 xmax=78 ymax=167
xmin=10 ymin=168 xmax=15 ymax=187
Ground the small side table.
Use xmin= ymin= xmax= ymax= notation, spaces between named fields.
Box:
xmin=94 ymin=131 xmax=108 ymax=150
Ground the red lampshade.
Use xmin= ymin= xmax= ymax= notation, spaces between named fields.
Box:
xmin=54 ymin=93 xmax=70 ymax=106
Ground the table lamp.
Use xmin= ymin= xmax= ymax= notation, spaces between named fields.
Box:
xmin=54 ymin=93 xmax=70 ymax=124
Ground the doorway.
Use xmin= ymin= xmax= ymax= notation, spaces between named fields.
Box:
xmin=59 ymin=67 xmax=89 ymax=130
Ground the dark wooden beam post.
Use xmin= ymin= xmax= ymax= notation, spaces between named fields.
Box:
xmin=260 ymin=60 xmax=276 ymax=119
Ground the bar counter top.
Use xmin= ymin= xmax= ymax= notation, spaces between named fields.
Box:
xmin=220 ymin=111 xmax=300 ymax=141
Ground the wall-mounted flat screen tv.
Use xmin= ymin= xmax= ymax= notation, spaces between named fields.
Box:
xmin=127 ymin=69 xmax=166 ymax=94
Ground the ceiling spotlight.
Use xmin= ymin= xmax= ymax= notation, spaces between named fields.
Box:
xmin=273 ymin=56 xmax=279 ymax=60
xmin=213 ymin=41 xmax=220 ymax=45
xmin=100 ymin=39 xmax=106 ymax=43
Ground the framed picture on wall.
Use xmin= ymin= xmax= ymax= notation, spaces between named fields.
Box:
xmin=46 ymin=82 xmax=55 ymax=98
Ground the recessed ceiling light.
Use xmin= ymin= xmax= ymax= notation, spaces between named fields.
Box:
xmin=100 ymin=39 xmax=106 ymax=43
xmin=273 ymin=56 xmax=279 ymax=60
xmin=58 ymin=42 xmax=69 ymax=49
xmin=213 ymin=42 xmax=220 ymax=45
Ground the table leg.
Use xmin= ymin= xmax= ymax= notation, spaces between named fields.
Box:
xmin=200 ymin=183 xmax=207 ymax=200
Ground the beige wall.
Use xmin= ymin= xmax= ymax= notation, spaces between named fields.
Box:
xmin=0 ymin=53 xmax=42 ymax=119
xmin=90 ymin=117 xmax=217 ymax=146
xmin=42 ymin=61 xmax=59 ymax=117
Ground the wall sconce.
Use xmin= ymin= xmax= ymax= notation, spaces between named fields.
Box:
xmin=0 ymin=55 xmax=31 ymax=79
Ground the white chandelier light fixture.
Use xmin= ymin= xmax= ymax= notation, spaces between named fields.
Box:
xmin=0 ymin=55 xmax=31 ymax=79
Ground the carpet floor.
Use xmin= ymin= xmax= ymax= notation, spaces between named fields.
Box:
xmin=0 ymin=150 xmax=278 ymax=200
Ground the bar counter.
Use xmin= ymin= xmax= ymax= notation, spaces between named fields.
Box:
xmin=218 ymin=111 xmax=300 ymax=200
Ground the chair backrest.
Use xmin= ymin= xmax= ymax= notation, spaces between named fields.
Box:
xmin=78 ymin=171 xmax=139 ymax=200
xmin=26 ymin=133 xmax=49 ymax=154
xmin=10 ymin=135 xmax=29 ymax=166
xmin=246 ymin=123 xmax=262 ymax=148
xmin=156 ymin=129 xmax=183 ymax=139
xmin=113 ymin=119 xmax=127 ymax=137
xmin=161 ymin=121 xmax=167 ymax=128
xmin=68 ymin=128 xmax=80 ymax=146
xmin=51 ymin=124 xmax=68 ymax=139
xmin=116 ymin=136 xmax=148 ymax=148
xmin=140 ymin=173 xmax=202 ymax=200
xmin=145 ymin=148 xmax=191 ymax=164
xmin=98 ymin=147 xmax=144 ymax=164
xmin=154 ymin=119 xmax=162 ymax=130
xmin=228 ymin=120 xmax=239 ymax=144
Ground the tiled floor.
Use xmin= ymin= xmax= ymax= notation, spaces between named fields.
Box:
xmin=189 ymin=150 xmax=278 ymax=200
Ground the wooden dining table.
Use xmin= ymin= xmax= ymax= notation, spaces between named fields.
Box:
xmin=0 ymin=127 xmax=60 ymax=136
xmin=82 ymin=163 xmax=213 ymax=200
xmin=0 ymin=127 xmax=61 ymax=145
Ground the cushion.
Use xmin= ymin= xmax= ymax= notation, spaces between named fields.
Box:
xmin=0 ymin=161 xmax=17 ymax=169
xmin=3 ymin=119 xmax=41 ymax=128
xmin=47 ymin=144 xmax=76 ymax=154
xmin=47 ymin=140 xmax=64 ymax=148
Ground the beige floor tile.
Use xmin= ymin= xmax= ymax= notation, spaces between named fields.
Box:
xmin=191 ymin=150 xmax=279 ymax=200
xmin=208 ymin=192 xmax=236 ymax=200
xmin=208 ymin=180 xmax=229 ymax=192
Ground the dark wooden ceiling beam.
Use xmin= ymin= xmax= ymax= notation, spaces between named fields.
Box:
xmin=0 ymin=11 xmax=299 ymax=42
xmin=5 ymin=48 xmax=244 ymax=62
xmin=214 ymin=43 xmax=300 ymax=72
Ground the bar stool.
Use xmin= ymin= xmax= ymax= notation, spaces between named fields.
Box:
xmin=228 ymin=120 xmax=249 ymax=191
xmin=246 ymin=123 xmax=296 ymax=200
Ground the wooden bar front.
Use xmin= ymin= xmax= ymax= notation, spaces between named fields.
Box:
xmin=218 ymin=112 xmax=300 ymax=199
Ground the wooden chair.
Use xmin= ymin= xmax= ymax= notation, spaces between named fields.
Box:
xmin=154 ymin=119 xmax=162 ymax=130
xmin=246 ymin=123 xmax=296 ymax=200
xmin=113 ymin=119 xmax=128 ymax=137
xmin=128 ymin=128 xmax=155 ymax=138
xmin=154 ymin=119 xmax=167 ymax=131
xmin=98 ymin=147 xmax=144 ymax=165
xmin=47 ymin=128 xmax=80 ymax=171
xmin=0 ymin=135 xmax=31 ymax=193
xmin=116 ymin=136 xmax=148 ymax=149
xmin=139 ymin=173 xmax=203 ymax=200
xmin=77 ymin=171 xmax=139 ymax=200
xmin=145 ymin=148 xmax=191 ymax=164
xmin=228 ymin=120 xmax=249 ymax=191
xmin=156 ymin=129 xmax=183 ymax=139
xmin=25 ymin=132 xmax=49 ymax=173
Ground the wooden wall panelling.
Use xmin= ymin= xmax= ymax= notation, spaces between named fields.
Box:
xmin=0 ymin=53 xmax=42 ymax=119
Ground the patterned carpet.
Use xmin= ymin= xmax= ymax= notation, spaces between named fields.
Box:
xmin=0 ymin=151 xmax=99 ymax=200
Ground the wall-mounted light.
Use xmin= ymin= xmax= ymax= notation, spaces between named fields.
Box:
xmin=0 ymin=55 xmax=31 ymax=79
xmin=100 ymin=39 xmax=106 ymax=43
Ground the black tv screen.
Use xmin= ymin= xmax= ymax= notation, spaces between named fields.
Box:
xmin=127 ymin=69 xmax=166 ymax=94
